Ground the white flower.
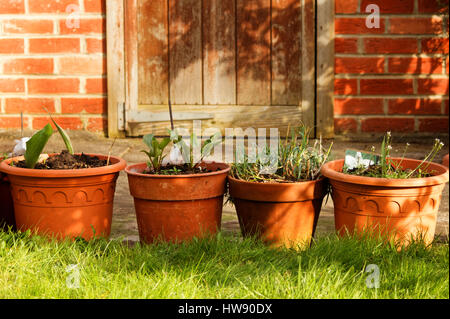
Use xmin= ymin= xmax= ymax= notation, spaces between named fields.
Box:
xmin=387 ymin=145 xmax=392 ymax=150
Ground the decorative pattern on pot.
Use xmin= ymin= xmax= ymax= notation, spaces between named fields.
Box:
xmin=321 ymin=158 xmax=449 ymax=246
xmin=126 ymin=162 xmax=230 ymax=244
xmin=0 ymin=154 xmax=127 ymax=240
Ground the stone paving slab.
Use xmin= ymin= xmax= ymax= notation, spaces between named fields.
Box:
xmin=0 ymin=130 xmax=448 ymax=242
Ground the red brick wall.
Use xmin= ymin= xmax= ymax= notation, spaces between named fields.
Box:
xmin=0 ymin=0 xmax=107 ymax=132
xmin=335 ymin=0 xmax=449 ymax=134
xmin=0 ymin=0 xmax=448 ymax=136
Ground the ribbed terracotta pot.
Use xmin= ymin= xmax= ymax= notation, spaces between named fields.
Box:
xmin=321 ymin=158 xmax=449 ymax=246
xmin=125 ymin=162 xmax=230 ymax=244
xmin=0 ymin=157 xmax=15 ymax=231
xmin=228 ymin=176 xmax=327 ymax=249
xmin=0 ymin=154 xmax=126 ymax=240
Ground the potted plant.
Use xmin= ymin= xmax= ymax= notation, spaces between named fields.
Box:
xmin=321 ymin=132 xmax=449 ymax=247
xmin=0 ymin=116 xmax=126 ymax=240
xmin=125 ymin=129 xmax=230 ymax=244
xmin=0 ymin=154 xmax=15 ymax=231
xmin=228 ymin=126 xmax=332 ymax=249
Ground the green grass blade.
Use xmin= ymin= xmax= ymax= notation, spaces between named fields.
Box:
xmin=24 ymin=124 xmax=53 ymax=168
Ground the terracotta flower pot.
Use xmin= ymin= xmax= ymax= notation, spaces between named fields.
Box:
xmin=125 ymin=162 xmax=230 ymax=244
xmin=228 ymin=176 xmax=327 ymax=249
xmin=443 ymin=154 xmax=449 ymax=168
xmin=0 ymin=154 xmax=126 ymax=240
xmin=0 ymin=157 xmax=15 ymax=231
xmin=321 ymin=158 xmax=449 ymax=246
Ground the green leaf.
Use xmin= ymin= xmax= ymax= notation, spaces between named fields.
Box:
xmin=25 ymin=124 xmax=53 ymax=169
xmin=143 ymin=134 xmax=155 ymax=152
xmin=43 ymin=106 xmax=74 ymax=154
xmin=201 ymin=132 xmax=221 ymax=159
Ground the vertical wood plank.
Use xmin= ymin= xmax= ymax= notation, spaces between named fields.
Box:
xmin=106 ymin=0 xmax=125 ymax=137
xmin=169 ymin=0 xmax=202 ymax=105
xmin=138 ymin=0 xmax=168 ymax=105
xmin=271 ymin=0 xmax=301 ymax=106
xmin=125 ymin=0 xmax=138 ymax=124
xmin=236 ymin=0 xmax=271 ymax=105
xmin=316 ymin=0 xmax=334 ymax=138
xmin=301 ymin=0 xmax=316 ymax=132
xmin=203 ymin=0 xmax=236 ymax=105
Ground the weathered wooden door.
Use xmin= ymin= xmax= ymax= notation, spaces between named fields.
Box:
xmin=107 ymin=0 xmax=333 ymax=137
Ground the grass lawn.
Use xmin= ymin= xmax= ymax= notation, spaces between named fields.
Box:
xmin=0 ymin=230 xmax=448 ymax=299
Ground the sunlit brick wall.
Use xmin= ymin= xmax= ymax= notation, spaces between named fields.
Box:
xmin=334 ymin=0 xmax=449 ymax=135
xmin=0 ymin=0 xmax=448 ymax=136
xmin=0 ymin=0 xmax=107 ymax=133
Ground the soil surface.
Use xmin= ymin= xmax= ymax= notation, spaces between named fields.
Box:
xmin=144 ymin=163 xmax=221 ymax=175
xmin=15 ymin=150 xmax=109 ymax=169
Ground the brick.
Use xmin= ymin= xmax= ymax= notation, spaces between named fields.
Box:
xmin=334 ymin=118 xmax=357 ymax=133
xmin=389 ymin=17 xmax=443 ymax=35
xmin=0 ymin=39 xmax=24 ymax=54
xmin=58 ymin=57 xmax=106 ymax=75
xmin=86 ymin=78 xmax=107 ymax=94
xmin=388 ymin=99 xmax=442 ymax=115
xmin=364 ymin=38 xmax=418 ymax=54
xmin=361 ymin=118 xmax=414 ymax=132
xmin=33 ymin=117 xmax=83 ymax=130
xmin=421 ymin=38 xmax=449 ymax=54
xmin=0 ymin=78 xmax=25 ymax=93
xmin=417 ymin=79 xmax=449 ymax=95
xmin=87 ymin=118 xmax=107 ymax=132
xmin=334 ymin=79 xmax=358 ymax=95
xmin=388 ymin=58 xmax=443 ymax=74
xmin=336 ymin=0 xmax=358 ymax=13
xmin=360 ymin=79 xmax=414 ymax=95
xmin=0 ymin=0 xmax=24 ymax=14
xmin=3 ymin=19 xmax=53 ymax=34
xmin=0 ymin=117 xmax=28 ymax=129
xmin=86 ymin=38 xmax=105 ymax=54
xmin=5 ymin=98 xmax=55 ymax=114
xmin=29 ymin=0 xmax=79 ymax=13
xmin=335 ymin=38 xmax=358 ymax=53
xmin=28 ymin=78 xmax=79 ymax=94
xmin=3 ymin=58 xmax=54 ymax=74
xmin=59 ymin=18 xmax=105 ymax=35
xmin=418 ymin=0 xmax=449 ymax=13
xmin=61 ymin=98 xmax=106 ymax=114
xmin=335 ymin=18 xmax=385 ymax=34
xmin=84 ymin=0 xmax=106 ymax=13
xmin=335 ymin=98 xmax=384 ymax=115
xmin=29 ymin=38 xmax=80 ymax=54
xmin=360 ymin=0 xmax=414 ymax=14
xmin=418 ymin=118 xmax=449 ymax=132
xmin=335 ymin=57 xmax=385 ymax=74
xmin=445 ymin=100 xmax=449 ymax=114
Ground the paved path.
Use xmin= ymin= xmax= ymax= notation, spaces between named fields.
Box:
xmin=1 ymin=130 xmax=448 ymax=242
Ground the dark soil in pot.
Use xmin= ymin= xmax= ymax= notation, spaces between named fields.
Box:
xmin=13 ymin=150 xmax=109 ymax=169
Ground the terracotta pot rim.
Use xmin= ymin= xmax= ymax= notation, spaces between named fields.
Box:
xmin=125 ymin=161 xmax=230 ymax=178
xmin=227 ymin=175 xmax=325 ymax=186
xmin=321 ymin=158 xmax=449 ymax=187
xmin=0 ymin=153 xmax=127 ymax=178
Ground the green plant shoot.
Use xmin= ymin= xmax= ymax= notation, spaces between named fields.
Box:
xmin=43 ymin=106 xmax=74 ymax=154
xmin=141 ymin=133 xmax=171 ymax=172
xmin=24 ymin=124 xmax=53 ymax=169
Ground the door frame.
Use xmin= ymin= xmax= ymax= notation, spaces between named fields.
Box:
xmin=106 ymin=0 xmax=334 ymax=138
